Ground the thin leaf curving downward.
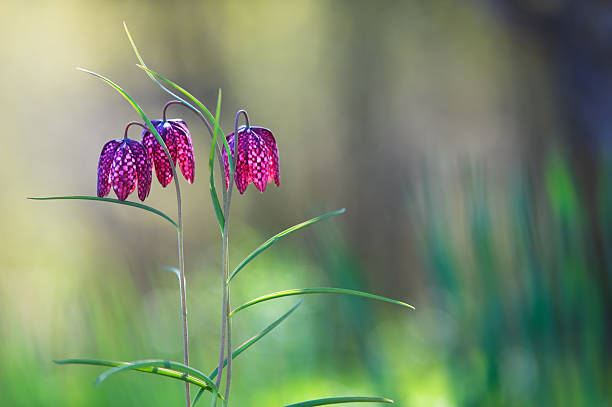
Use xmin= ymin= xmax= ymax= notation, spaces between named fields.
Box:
xmin=231 ymin=288 xmax=414 ymax=317
xmin=28 ymin=196 xmax=177 ymax=229
xmin=55 ymin=359 xmax=211 ymax=392
xmin=123 ymin=22 xmax=198 ymax=113
xmin=94 ymin=359 xmax=220 ymax=397
xmin=228 ymin=209 xmax=346 ymax=283
xmin=283 ymin=397 xmax=393 ymax=407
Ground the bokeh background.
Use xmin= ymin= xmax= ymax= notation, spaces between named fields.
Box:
xmin=1 ymin=0 xmax=611 ymax=406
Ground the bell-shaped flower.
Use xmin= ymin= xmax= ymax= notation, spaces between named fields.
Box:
xmin=222 ymin=125 xmax=280 ymax=194
xmin=142 ymin=119 xmax=195 ymax=187
xmin=97 ymin=138 xmax=152 ymax=201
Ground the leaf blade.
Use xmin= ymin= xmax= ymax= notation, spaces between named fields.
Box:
xmin=122 ymin=22 xmax=199 ymax=113
xmin=28 ymin=196 xmax=178 ymax=229
xmin=283 ymin=397 xmax=393 ymax=407
xmin=55 ymin=359 xmax=210 ymax=390
xmin=210 ymin=300 xmax=302 ymax=380
xmin=94 ymin=359 xmax=218 ymax=393
xmin=209 ymin=88 xmax=224 ymax=233
xmin=192 ymin=301 xmax=303 ymax=406
xmin=231 ymin=288 xmax=414 ymax=317
xmin=228 ymin=209 xmax=346 ymax=283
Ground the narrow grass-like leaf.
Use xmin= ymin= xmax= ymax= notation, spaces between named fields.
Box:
xmin=283 ymin=396 xmax=393 ymax=407
xmin=94 ymin=359 xmax=218 ymax=393
xmin=55 ymin=359 xmax=211 ymax=391
xmin=76 ymin=68 xmax=172 ymax=168
xmin=136 ymin=65 xmax=234 ymax=174
xmin=231 ymin=288 xmax=414 ymax=317
xmin=28 ymin=196 xmax=177 ymax=229
xmin=209 ymin=89 xmax=224 ymax=233
xmin=210 ymin=300 xmax=302 ymax=380
xmin=123 ymin=22 xmax=198 ymax=113
xmin=192 ymin=301 xmax=303 ymax=406
xmin=228 ymin=209 xmax=346 ymax=283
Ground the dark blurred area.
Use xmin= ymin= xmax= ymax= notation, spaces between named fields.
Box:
xmin=0 ymin=0 xmax=610 ymax=406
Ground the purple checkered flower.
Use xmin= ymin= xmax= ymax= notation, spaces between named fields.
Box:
xmin=222 ymin=125 xmax=280 ymax=194
xmin=97 ymin=136 xmax=152 ymax=202
xmin=142 ymin=119 xmax=195 ymax=187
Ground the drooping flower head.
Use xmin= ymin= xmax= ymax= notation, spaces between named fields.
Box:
xmin=142 ymin=102 xmax=195 ymax=187
xmin=222 ymin=110 xmax=279 ymax=194
xmin=97 ymin=122 xmax=152 ymax=201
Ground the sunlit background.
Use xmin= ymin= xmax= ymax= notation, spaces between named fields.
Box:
xmin=1 ymin=0 xmax=611 ymax=406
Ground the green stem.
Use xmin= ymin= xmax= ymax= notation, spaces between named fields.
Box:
xmin=160 ymin=137 xmax=190 ymax=407
xmin=214 ymin=109 xmax=245 ymax=406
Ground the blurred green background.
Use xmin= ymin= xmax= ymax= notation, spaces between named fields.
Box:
xmin=1 ymin=0 xmax=611 ymax=406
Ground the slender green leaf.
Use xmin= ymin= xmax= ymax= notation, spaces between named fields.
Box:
xmin=228 ymin=209 xmax=346 ymax=283
xmin=231 ymin=288 xmax=414 ymax=317
xmin=209 ymin=89 xmax=224 ymax=233
xmin=210 ymin=300 xmax=302 ymax=380
xmin=123 ymin=22 xmax=198 ymax=113
xmin=76 ymin=68 xmax=172 ymax=170
xmin=55 ymin=359 xmax=211 ymax=391
xmin=135 ymin=65 xmax=234 ymax=173
xmin=94 ymin=359 xmax=218 ymax=392
xmin=28 ymin=196 xmax=177 ymax=229
xmin=192 ymin=300 xmax=303 ymax=406
xmin=283 ymin=397 xmax=393 ymax=407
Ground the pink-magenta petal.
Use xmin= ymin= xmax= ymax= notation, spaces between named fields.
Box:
xmin=252 ymin=127 xmax=280 ymax=187
xmin=241 ymin=129 xmax=271 ymax=193
xmin=142 ymin=123 xmax=176 ymax=188
xmin=222 ymin=133 xmax=235 ymax=190
xmin=110 ymin=141 xmax=137 ymax=201
xmin=127 ymin=139 xmax=152 ymax=201
xmin=173 ymin=122 xmax=195 ymax=184
xmin=97 ymin=140 xmax=121 ymax=197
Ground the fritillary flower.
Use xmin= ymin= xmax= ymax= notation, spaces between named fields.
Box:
xmin=97 ymin=122 xmax=152 ymax=201
xmin=142 ymin=114 xmax=195 ymax=187
xmin=222 ymin=113 xmax=279 ymax=194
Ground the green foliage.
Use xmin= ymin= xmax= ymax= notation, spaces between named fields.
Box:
xmin=282 ymin=397 xmax=393 ymax=406
xmin=28 ymin=196 xmax=178 ymax=229
xmin=229 ymin=209 xmax=346 ymax=283
xmin=231 ymin=288 xmax=414 ymax=317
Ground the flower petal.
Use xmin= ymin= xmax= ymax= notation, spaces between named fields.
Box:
xmin=97 ymin=140 xmax=121 ymax=197
xmin=252 ymin=127 xmax=279 ymax=187
xmin=222 ymin=133 xmax=235 ymax=190
xmin=142 ymin=123 xmax=175 ymax=187
xmin=242 ymin=128 xmax=271 ymax=193
xmin=127 ymin=139 xmax=152 ymax=201
xmin=110 ymin=141 xmax=137 ymax=201
xmin=172 ymin=121 xmax=195 ymax=184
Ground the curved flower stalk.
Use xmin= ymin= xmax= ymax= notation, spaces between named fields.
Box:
xmin=97 ymin=122 xmax=152 ymax=201
xmin=222 ymin=112 xmax=280 ymax=194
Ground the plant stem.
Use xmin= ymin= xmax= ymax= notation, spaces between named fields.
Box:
xmin=123 ymin=121 xmax=191 ymax=407
xmin=214 ymin=110 xmax=245 ymax=406
xmin=158 ymin=130 xmax=190 ymax=407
